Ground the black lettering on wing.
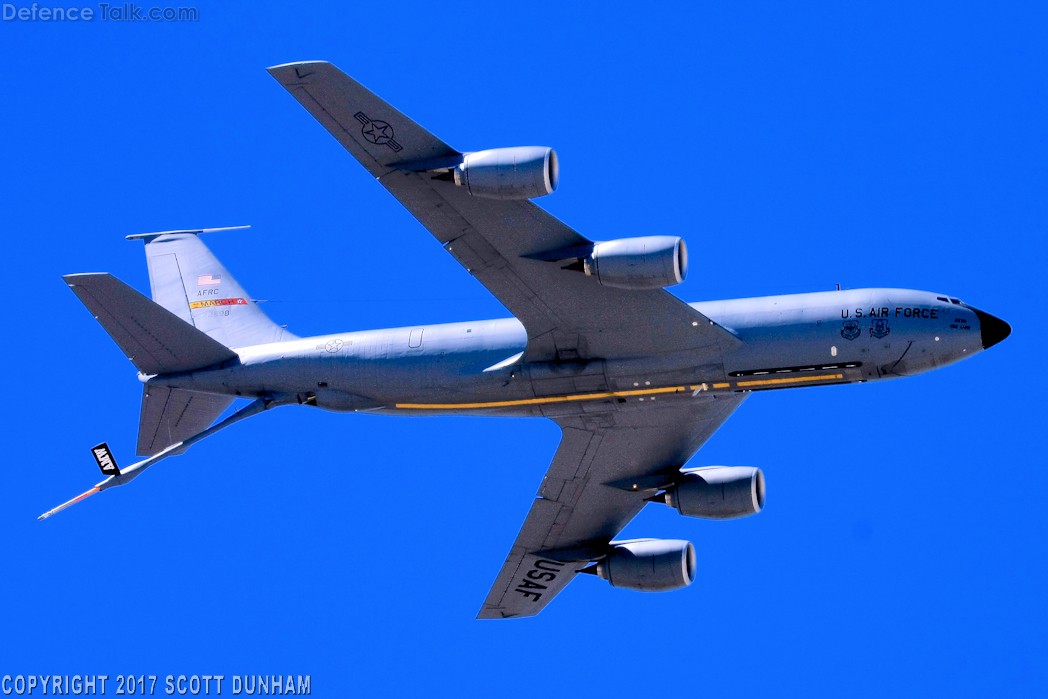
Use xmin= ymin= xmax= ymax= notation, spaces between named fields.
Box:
xmin=527 ymin=570 xmax=556 ymax=582
xmin=517 ymin=578 xmax=548 ymax=591
xmin=514 ymin=559 xmax=568 ymax=602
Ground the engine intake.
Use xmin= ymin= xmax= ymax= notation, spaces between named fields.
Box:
xmin=595 ymin=539 xmax=695 ymax=592
xmin=583 ymin=236 xmax=688 ymax=290
xmin=453 ymin=146 xmax=558 ymax=200
xmin=661 ymin=466 xmax=765 ymax=520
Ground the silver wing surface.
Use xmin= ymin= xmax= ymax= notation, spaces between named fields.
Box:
xmin=478 ymin=394 xmax=746 ymax=618
xmin=268 ymin=61 xmax=749 ymax=617
xmin=267 ymin=61 xmax=740 ymax=362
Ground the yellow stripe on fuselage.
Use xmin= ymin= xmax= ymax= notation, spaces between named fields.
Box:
xmin=396 ymin=385 xmax=693 ymax=410
xmin=394 ymin=373 xmax=845 ymax=410
xmin=734 ymin=373 xmax=844 ymax=388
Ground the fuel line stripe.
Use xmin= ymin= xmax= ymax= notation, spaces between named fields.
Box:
xmin=735 ymin=373 xmax=844 ymax=388
xmin=394 ymin=373 xmax=845 ymax=410
xmin=396 ymin=385 xmax=693 ymax=410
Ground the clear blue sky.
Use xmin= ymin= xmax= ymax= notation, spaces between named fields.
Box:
xmin=2 ymin=2 xmax=1044 ymax=696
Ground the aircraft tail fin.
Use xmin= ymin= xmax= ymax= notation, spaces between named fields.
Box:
xmin=65 ymin=272 xmax=242 ymax=455
xmin=64 ymin=273 xmax=240 ymax=375
xmin=129 ymin=226 xmax=293 ymax=349
xmin=137 ymin=386 xmax=235 ymax=456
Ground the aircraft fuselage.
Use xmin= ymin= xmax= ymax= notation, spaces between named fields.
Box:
xmin=151 ymin=288 xmax=1000 ymax=417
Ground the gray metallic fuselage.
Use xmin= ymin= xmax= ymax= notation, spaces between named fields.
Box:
xmin=150 ymin=288 xmax=1000 ymax=418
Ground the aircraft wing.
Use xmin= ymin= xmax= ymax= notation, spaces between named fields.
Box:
xmin=477 ymin=394 xmax=746 ymax=618
xmin=267 ymin=61 xmax=740 ymax=362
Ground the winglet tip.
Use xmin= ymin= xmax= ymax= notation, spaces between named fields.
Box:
xmin=476 ymin=607 xmax=524 ymax=620
xmin=63 ymin=272 xmax=110 ymax=283
xmin=266 ymin=60 xmax=332 ymax=75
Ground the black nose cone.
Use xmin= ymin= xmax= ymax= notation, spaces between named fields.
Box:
xmin=972 ymin=308 xmax=1011 ymax=350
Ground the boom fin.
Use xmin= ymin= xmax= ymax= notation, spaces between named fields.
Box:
xmin=90 ymin=442 xmax=120 ymax=476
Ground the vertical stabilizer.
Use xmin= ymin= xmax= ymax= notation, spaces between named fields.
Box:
xmin=130 ymin=227 xmax=293 ymax=348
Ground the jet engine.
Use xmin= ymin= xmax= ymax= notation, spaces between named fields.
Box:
xmin=582 ymin=236 xmax=688 ymax=290
xmin=595 ymin=539 xmax=695 ymax=591
xmin=453 ymin=146 xmax=559 ymax=200
xmin=659 ymin=466 xmax=765 ymax=520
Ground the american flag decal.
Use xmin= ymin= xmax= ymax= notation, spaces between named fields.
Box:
xmin=197 ymin=274 xmax=222 ymax=286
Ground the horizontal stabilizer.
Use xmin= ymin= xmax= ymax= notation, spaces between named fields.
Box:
xmin=126 ymin=225 xmax=250 ymax=240
xmin=138 ymin=386 xmax=234 ymax=456
xmin=64 ymin=273 xmax=239 ymax=375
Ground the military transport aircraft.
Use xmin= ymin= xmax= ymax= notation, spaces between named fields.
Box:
xmin=40 ymin=62 xmax=1011 ymax=618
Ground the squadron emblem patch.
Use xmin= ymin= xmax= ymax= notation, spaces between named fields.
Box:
xmin=840 ymin=320 xmax=861 ymax=340
xmin=870 ymin=318 xmax=891 ymax=339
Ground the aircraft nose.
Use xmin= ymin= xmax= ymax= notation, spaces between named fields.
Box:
xmin=971 ymin=307 xmax=1011 ymax=350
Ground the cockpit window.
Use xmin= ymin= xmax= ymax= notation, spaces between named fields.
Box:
xmin=950 ymin=298 xmax=962 ymax=305
xmin=936 ymin=296 xmax=949 ymax=302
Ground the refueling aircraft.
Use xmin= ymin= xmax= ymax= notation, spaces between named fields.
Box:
xmin=40 ymin=62 xmax=1011 ymax=618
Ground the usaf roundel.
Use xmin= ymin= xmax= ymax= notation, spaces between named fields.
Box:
xmin=362 ymin=119 xmax=394 ymax=145
xmin=353 ymin=110 xmax=403 ymax=152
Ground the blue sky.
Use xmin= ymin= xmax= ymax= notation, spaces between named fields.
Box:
xmin=2 ymin=2 xmax=1045 ymax=696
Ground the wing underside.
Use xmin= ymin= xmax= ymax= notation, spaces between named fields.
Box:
xmin=478 ymin=395 xmax=746 ymax=619
xmin=267 ymin=61 xmax=740 ymax=362
xmin=266 ymin=61 xmax=750 ymax=618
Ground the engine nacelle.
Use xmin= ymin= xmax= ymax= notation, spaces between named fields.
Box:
xmin=453 ymin=146 xmax=558 ymax=200
xmin=595 ymin=539 xmax=695 ymax=592
xmin=584 ymin=236 xmax=688 ymax=290
xmin=663 ymin=466 xmax=765 ymax=520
